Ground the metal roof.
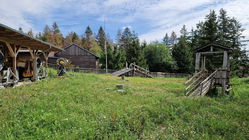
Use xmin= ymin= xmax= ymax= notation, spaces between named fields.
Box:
xmin=0 ymin=23 xmax=63 ymax=52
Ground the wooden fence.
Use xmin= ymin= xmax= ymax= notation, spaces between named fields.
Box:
xmin=48 ymin=64 xmax=189 ymax=78
xmin=150 ymin=72 xmax=190 ymax=78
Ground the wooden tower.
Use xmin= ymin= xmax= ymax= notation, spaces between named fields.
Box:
xmin=186 ymin=44 xmax=231 ymax=96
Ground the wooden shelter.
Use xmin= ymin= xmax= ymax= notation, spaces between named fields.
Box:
xmin=48 ymin=44 xmax=99 ymax=69
xmin=185 ymin=44 xmax=231 ymax=96
xmin=0 ymin=23 xmax=63 ymax=86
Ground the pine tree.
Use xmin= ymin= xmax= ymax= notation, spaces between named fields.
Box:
xmin=64 ymin=32 xmax=81 ymax=46
xmin=201 ymin=10 xmax=219 ymax=45
xmin=96 ymin=26 xmax=107 ymax=50
xmin=119 ymin=27 xmax=133 ymax=51
xmin=82 ymin=26 xmax=94 ymax=50
xmin=36 ymin=32 xmax=43 ymax=40
xmin=191 ymin=9 xmax=248 ymax=75
xmin=85 ymin=26 xmax=93 ymax=39
xmin=116 ymin=29 xmax=122 ymax=44
xmin=172 ymin=25 xmax=193 ymax=73
xmin=27 ymin=29 xmax=34 ymax=37
xmin=218 ymin=9 xmax=230 ymax=46
xmin=169 ymin=31 xmax=177 ymax=45
xmin=52 ymin=22 xmax=60 ymax=34
xmin=18 ymin=27 xmax=23 ymax=33
xmin=52 ymin=22 xmax=64 ymax=47
xmin=163 ymin=33 xmax=170 ymax=45
xmin=125 ymin=35 xmax=147 ymax=67
xmin=99 ymin=45 xmax=126 ymax=70
xmin=41 ymin=25 xmax=53 ymax=43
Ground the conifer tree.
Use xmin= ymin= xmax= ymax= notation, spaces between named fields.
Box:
xmin=170 ymin=31 xmax=177 ymax=45
xmin=172 ymin=25 xmax=193 ymax=73
xmin=96 ymin=26 xmax=107 ymax=50
xmin=52 ymin=22 xmax=64 ymax=47
xmin=18 ymin=27 xmax=23 ymax=33
xmin=163 ymin=33 xmax=170 ymax=45
xmin=27 ymin=29 xmax=34 ymax=37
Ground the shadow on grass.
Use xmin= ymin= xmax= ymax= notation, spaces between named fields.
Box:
xmin=206 ymin=87 xmax=219 ymax=97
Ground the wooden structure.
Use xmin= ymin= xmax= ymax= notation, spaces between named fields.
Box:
xmin=185 ymin=44 xmax=231 ymax=96
xmin=112 ymin=63 xmax=153 ymax=78
xmin=0 ymin=23 xmax=63 ymax=86
xmin=48 ymin=44 xmax=99 ymax=69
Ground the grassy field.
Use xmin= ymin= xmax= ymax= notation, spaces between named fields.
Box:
xmin=0 ymin=70 xmax=248 ymax=139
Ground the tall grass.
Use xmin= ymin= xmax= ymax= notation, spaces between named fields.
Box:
xmin=0 ymin=71 xmax=248 ymax=139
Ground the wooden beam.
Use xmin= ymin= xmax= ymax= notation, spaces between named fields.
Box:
xmin=200 ymin=51 xmax=225 ymax=55
xmin=42 ymin=51 xmax=49 ymax=67
xmin=5 ymin=42 xmax=15 ymax=57
xmin=28 ymin=48 xmax=35 ymax=59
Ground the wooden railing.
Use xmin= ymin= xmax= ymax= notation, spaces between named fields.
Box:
xmin=185 ymin=69 xmax=207 ymax=96
xmin=129 ymin=63 xmax=152 ymax=78
xmin=188 ymin=70 xmax=218 ymax=96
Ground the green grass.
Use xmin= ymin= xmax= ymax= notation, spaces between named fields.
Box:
xmin=0 ymin=70 xmax=248 ymax=139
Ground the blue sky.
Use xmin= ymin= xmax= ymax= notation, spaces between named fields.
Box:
xmin=0 ymin=0 xmax=249 ymax=49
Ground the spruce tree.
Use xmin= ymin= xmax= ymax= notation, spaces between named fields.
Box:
xmin=172 ymin=25 xmax=193 ymax=73
xmin=201 ymin=10 xmax=219 ymax=45
xmin=119 ymin=27 xmax=133 ymax=51
xmin=169 ymin=31 xmax=177 ymax=45
xmin=99 ymin=45 xmax=126 ymax=70
xmin=27 ymin=29 xmax=34 ymax=37
xmin=163 ymin=33 xmax=170 ymax=45
xmin=96 ymin=26 xmax=107 ymax=50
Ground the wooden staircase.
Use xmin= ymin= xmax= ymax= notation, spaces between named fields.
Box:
xmin=185 ymin=69 xmax=218 ymax=96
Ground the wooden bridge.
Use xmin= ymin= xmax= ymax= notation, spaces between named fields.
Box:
xmin=186 ymin=44 xmax=231 ymax=96
xmin=112 ymin=63 xmax=153 ymax=78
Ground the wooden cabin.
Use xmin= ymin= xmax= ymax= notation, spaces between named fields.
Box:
xmin=0 ymin=23 xmax=63 ymax=86
xmin=48 ymin=44 xmax=99 ymax=69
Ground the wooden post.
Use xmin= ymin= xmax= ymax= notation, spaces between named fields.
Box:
xmin=42 ymin=52 xmax=49 ymax=77
xmin=222 ymin=80 xmax=226 ymax=95
xmin=201 ymin=56 xmax=205 ymax=69
xmin=5 ymin=42 xmax=20 ymax=80
xmin=223 ymin=51 xmax=228 ymax=69
xmin=33 ymin=55 xmax=38 ymax=81
xmin=195 ymin=53 xmax=201 ymax=72
xmin=29 ymin=49 xmax=38 ymax=81
xmin=203 ymin=56 xmax=206 ymax=69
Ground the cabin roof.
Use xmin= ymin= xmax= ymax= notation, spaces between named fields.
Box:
xmin=0 ymin=23 xmax=63 ymax=52
xmin=56 ymin=43 xmax=99 ymax=58
xmin=194 ymin=43 xmax=232 ymax=52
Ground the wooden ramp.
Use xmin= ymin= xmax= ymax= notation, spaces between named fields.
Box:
xmin=185 ymin=70 xmax=217 ymax=96
xmin=112 ymin=63 xmax=153 ymax=78
xmin=112 ymin=68 xmax=133 ymax=77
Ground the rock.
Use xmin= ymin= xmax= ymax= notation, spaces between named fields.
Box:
xmin=116 ymin=84 xmax=125 ymax=90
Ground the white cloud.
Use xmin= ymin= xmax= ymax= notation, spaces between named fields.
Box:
xmin=0 ymin=0 xmax=248 ymax=49
xmin=139 ymin=0 xmax=249 ymax=45
xmin=0 ymin=0 xmax=61 ymax=32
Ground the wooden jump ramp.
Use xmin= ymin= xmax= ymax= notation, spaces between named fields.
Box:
xmin=112 ymin=63 xmax=153 ymax=78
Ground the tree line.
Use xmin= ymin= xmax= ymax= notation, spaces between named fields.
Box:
xmin=20 ymin=9 xmax=249 ymax=76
